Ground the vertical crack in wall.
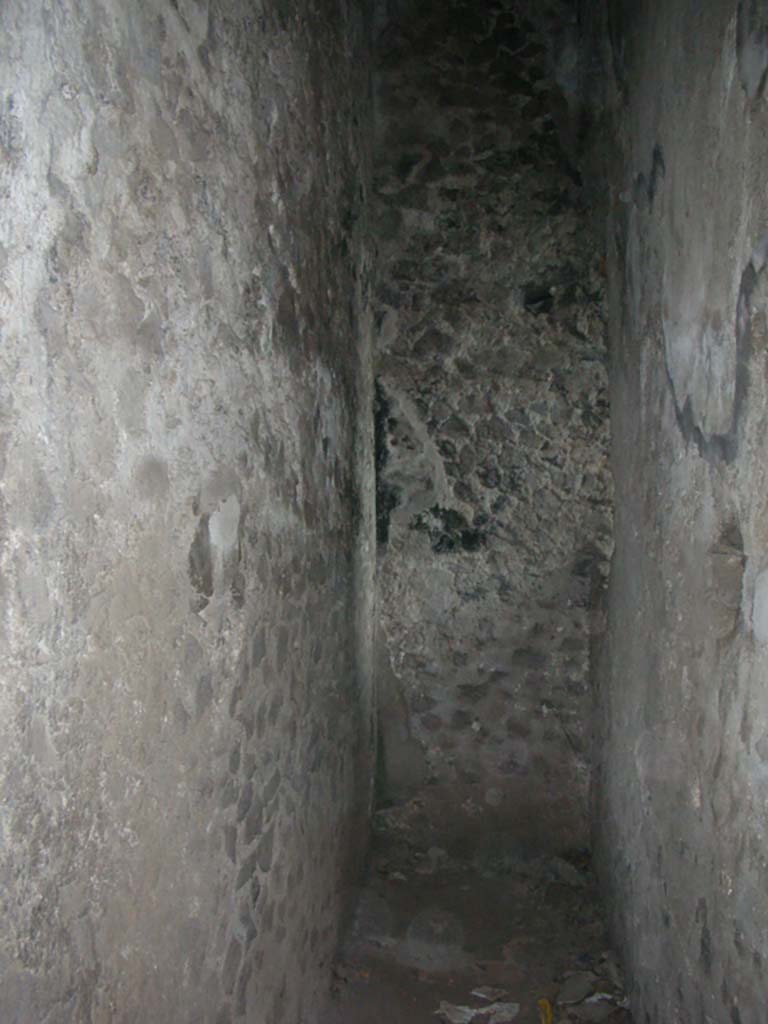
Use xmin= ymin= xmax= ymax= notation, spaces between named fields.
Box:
xmin=374 ymin=379 xmax=400 ymax=546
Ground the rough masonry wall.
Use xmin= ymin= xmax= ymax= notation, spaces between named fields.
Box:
xmin=373 ymin=0 xmax=612 ymax=856
xmin=594 ymin=1 xmax=768 ymax=1020
xmin=0 ymin=3 xmax=373 ymax=1022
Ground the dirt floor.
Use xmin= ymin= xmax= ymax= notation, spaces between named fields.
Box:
xmin=322 ymin=821 xmax=632 ymax=1024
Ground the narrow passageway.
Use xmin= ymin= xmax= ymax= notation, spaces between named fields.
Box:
xmin=5 ymin=0 xmax=768 ymax=1019
xmin=325 ymin=2 xmax=622 ymax=1022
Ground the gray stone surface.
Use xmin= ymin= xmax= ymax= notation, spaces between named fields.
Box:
xmin=372 ymin=0 xmax=612 ymax=854
xmin=591 ymin=0 xmax=768 ymax=1020
xmin=15 ymin=0 xmax=768 ymax=1020
xmin=0 ymin=2 xmax=374 ymax=1021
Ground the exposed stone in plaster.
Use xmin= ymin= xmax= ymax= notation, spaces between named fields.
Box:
xmin=0 ymin=2 xmax=374 ymax=1021
xmin=373 ymin=0 xmax=613 ymax=855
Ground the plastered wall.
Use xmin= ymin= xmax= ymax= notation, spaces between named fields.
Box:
xmin=0 ymin=3 xmax=374 ymax=1021
xmin=593 ymin=1 xmax=768 ymax=1020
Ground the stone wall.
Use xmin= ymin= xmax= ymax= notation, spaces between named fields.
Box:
xmin=0 ymin=2 xmax=373 ymax=1021
xmin=594 ymin=1 xmax=768 ymax=1020
xmin=373 ymin=0 xmax=613 ymax=856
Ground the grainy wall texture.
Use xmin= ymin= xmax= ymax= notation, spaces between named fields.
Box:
xmin=372 ymin=0 xmax=612 ymax=856
xmin=593 ymin=1 xmax=768 ymax=1020
xmin=0 ymin=2 xmax=374 ymax=1022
